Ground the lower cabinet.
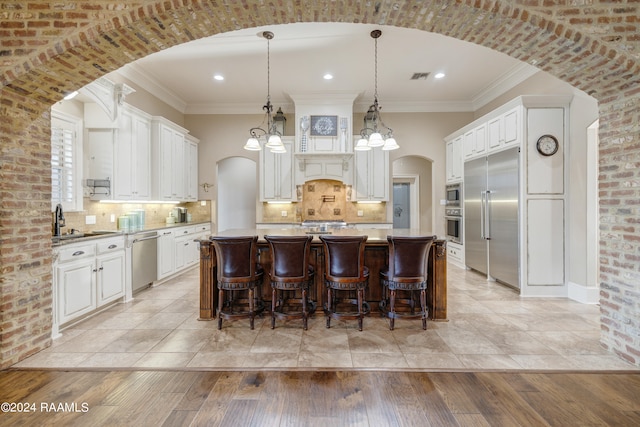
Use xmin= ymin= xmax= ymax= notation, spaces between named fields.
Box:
xmin=54 ymin=236 xmax=125 ymax=328
xmin=158 ymin=223 xmax=211 ymax=280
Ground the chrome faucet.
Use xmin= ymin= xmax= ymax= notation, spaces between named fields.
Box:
xmin=53 ymin=203 xmax=65 ymax=236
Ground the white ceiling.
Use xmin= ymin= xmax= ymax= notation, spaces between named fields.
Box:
xmin=116 ymin=22 xmax=539 ymax=114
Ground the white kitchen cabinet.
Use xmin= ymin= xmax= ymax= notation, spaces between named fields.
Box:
xmin=85 ymin=103 xmax=151 ymax=201
xmin=54 ymin=236 xmax=125 ymax=329
xmin=260 ymin=138 xmax=294 ymax=201
xmin=55 ymin=250 xmax=96 ymax=325
xmin=463 ymin=123 xmax=487 ymax=160
xmin=446 ymin=241 xmax=465 ymax=268
xmin=113 ymin=105 xmax=152 ymax=200
xmin=354 ymin=148 xmax=389 ymax=201
xmin=157 ymin=229 xmax=176 ymax=280
xmin=174 ymin=226 xmax=195 ymax=271
xmin=96 ymin=237 xmax=126 ymax=306
xmin=185 ymin=135 xmax=199 ymax=201
xmin=487 ymin=106 xmax=520 ymax=152
xmin=151 ymin=117 xmax=188 ymax=201
xmin=446 ymin=135 xmax=463 ymax=183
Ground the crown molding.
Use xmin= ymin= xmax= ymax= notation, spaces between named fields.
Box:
xmin=117 ymin=64 xmax=188 ymax=113
xmin=471 ymin=62 xmax=540 ymax=110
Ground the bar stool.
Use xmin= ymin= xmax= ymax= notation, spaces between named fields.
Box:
xmin=319 ymin=235 xmax=370 ymax=331
xmin=264 ymin=235 xmax=316 ymax=330
xmin=379 ymin=235 xmax=435 ymax=330
xmin=210 ymin=236 xmax=265 ymax=330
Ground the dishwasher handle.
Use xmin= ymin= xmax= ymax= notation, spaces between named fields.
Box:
xmin=132 ymin=234 xmax=160 ymax=244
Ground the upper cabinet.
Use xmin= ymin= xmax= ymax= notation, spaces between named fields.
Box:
xmin=353 ymin=147 xmax=389 ymax=201
xmin=85 ymin=103 xmax=152 ymax=201
xmin=151 ymin=117 xmax=196 ymax=202
xmin=185 ymin=134 xmax=199 ymax=202
xmin=260 ymin=137 xmax=294 ymax=202
xmin=114 ymin=105 xmax=152 ymax=200
xmin=446 ymin=135 xmax=463 ymax=183
xmin=487 ymin=106 xmax=520 ymax=152
xmin=84 ymin=102 xmax=197 ymax=202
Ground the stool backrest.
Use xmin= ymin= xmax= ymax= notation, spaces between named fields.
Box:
xmin=320 ymin=235 xmax=368 ymax=280
xmin=386 ymin=235 xmax=435 ymax=281
xmin=210 ymin=236 xmax=260 ymax=280
xmin=264 ymin=235 xmax=313 ymax=280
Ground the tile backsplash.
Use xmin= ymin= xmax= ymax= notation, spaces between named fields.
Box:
xmin=262 ymin=179 xmax=386 ymax=223
xmin=56 ymin=199 xmax=211 ymax=234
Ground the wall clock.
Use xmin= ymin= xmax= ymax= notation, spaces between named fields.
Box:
xmin=310 ymin=115 xmax=338 ymax=136
xmin=536 ymin=134 xmax=559 ymax=156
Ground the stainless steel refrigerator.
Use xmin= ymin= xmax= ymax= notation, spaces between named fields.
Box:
xmin=464 ymin=147 xmax=520 ymax=289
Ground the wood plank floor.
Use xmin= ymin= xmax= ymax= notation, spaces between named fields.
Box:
xmin=1 ymin=369 xmax=639 ymax=426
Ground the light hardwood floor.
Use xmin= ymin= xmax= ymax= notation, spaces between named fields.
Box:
xmin=1 ymin=370 xmax=639 ymax=426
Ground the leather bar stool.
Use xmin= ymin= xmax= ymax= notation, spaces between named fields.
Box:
xmin=264 ymin=235 xmax=316 ymax=330
xmin=319 ymin=235 xmax=370 ymax=331
xmin=379 ymin=235 xmax=435 ymax=330
xmin=210 ymin=236 xmax=265 ymax=330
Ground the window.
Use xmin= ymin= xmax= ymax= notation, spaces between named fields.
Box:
xmin=51 ymin=110 xmax=83 ymax=211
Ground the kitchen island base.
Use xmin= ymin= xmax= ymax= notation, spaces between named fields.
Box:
xmin=198 ymin=229 xmax=447 ymax=323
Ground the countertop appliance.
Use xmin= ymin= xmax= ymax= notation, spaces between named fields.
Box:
xmin=131 ymin=231 xmax=160 ymax=292
xmin=464 ymin=147 xmax=519 ymax=289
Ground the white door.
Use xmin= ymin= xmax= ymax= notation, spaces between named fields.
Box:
xmin=393 ymin=182 xmax=411 ymax=229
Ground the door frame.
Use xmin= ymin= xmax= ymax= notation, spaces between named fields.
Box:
xmin=392 ymin=174 xmax=420 ymax=230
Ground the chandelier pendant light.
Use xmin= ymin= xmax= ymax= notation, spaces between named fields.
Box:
xmin=355 ymin=29 xmax=399 ymax=151
xmin=244 ymin=31 xmax=286 ymax=153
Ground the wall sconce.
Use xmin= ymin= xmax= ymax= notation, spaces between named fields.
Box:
xmin=200 ymin=183 xmax=213 ymax=192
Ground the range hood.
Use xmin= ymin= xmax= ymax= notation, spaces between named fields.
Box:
xmin=294 ymin=154 xmax=353 ymax=186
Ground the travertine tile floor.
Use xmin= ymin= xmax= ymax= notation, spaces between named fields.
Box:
xmin=16 ymin=264 xmax=639 ymax=371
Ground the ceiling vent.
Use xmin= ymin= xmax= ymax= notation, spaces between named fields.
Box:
xmin=410 ymin=72 xmax=430 ymax=80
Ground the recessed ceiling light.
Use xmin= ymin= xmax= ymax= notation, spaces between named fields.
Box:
xmin=323 ymin=73 xmax=334 ymax=80
xmin=434 ymin=72 xmax=446 ymax=79
xmin=213 ymin=74 xmax=224 ymax=81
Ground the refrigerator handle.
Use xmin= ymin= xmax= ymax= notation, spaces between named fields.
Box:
xmin=485 ymin=190 xmax=492 ymax=240
xmin=480 ymin=191 xmax=486 ymax=240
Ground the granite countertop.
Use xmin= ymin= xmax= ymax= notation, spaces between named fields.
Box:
xmin=52 ymin=221 xmax=211 ymax=246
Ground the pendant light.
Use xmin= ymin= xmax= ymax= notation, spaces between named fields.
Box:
xmin=355 ymin=29 xmax=399 ymax=151
xmin=244 ymin=31 xmax=286 ymax=153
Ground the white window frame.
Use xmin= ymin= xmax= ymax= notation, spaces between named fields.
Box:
xmin=51 ymin=109 xmax=83 ymax=212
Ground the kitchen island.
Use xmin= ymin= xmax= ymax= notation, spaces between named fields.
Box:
xmin=198 ymin=228 xmax=447 ymax=322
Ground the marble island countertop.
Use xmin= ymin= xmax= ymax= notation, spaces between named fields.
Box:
xmin=214 ymin=228 xmax=441 ymax=243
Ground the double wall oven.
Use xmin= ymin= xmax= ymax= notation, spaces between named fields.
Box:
xmin=445 ymin=183 xmax=462 ymax=244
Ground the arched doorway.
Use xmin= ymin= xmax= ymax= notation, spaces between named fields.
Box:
xmin=216 ymin=157 xmax=257 ymax=232
xmin=1 ymin=2 xmax=638 ymax=367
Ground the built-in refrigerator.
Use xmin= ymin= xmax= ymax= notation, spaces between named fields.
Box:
xmin=464 ymin=146 xmax=520 ymax=289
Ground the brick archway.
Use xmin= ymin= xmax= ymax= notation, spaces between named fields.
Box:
xmin=1 ymin=1 xmax=638 ymax=367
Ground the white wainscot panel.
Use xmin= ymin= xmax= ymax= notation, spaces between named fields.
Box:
xmin=527 ymin=199 xmax=564 ymax=285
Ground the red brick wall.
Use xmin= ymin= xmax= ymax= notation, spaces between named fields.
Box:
xmin=1 ymin=1 xmax=639 ymax=367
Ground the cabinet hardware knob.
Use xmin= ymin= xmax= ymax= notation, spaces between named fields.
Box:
xmin=72 ymin=251 xmax=85 ymax=256
xmin=108 ymin=244 xmax=117 ymax=249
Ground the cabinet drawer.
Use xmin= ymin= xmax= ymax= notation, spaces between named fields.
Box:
xmin=175 ymin=226 xmax=196 ymax=236
xmin=97 ymin=237 xmax=125 ymax=254
xmin=57 ymin=244 xmax=96 ymax=262
xmin=194 ymin=224 xmax=211 ymax=233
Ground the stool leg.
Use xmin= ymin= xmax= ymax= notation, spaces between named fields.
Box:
xmin=302 ymin=288 xmax=308 ymax=330
xmin=389 ymin=289 xmax=396 ymax=330
xmin=420 ymin=288 xmax=427 ymax=330
xmin=326 ymin=287 xmax=332 ymax=329
xmin=357 ymin=288 xmax=363 ymax=331
xmin=217 ymin=288 xmax=224 ymax=330
xmin=271 ymin=287 xmax=276 ymax=329
xmin=249 ymin=288 xmax=255 ymax=330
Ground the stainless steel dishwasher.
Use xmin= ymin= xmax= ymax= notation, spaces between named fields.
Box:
xmin=131 ymin=231 xmax=160 ymax=293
